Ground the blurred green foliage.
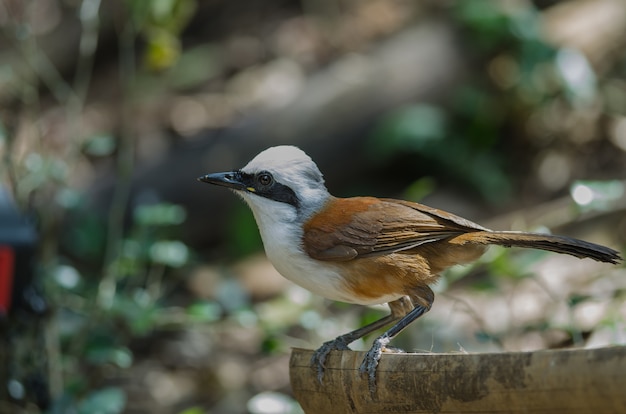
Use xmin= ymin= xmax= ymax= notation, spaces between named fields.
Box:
xmin=1 ymin=0 xmax=623 ymax=412
xmin=43 ymin=199 xmax=195 ymax=412
xmin=0 ymin=0 xmax=206 ymax=411
xmin=367 ymin=0 xmax=618 ymax=207
xmin=369 ymin=101 xmax=513 ymax=203
xmin=126 ymin=0 xmax=197 ymax=71
xmin=227 ymin=204 xmax=264 ymax=257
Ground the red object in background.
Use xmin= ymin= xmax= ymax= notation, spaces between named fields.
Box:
xmin=0 ymin=245 xmax=15 ymax=314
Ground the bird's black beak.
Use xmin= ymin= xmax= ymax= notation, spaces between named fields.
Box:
xmin=197 ymin=171 xmax=248 ymax=191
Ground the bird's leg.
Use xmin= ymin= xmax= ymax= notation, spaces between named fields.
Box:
xmin=311 ymin=313 xmax=398 ymax=383
xmin=359 ymin=286 xmax=434 ymax=396
xmin=311 ymin=296 xmax=413 ymax=383
xmin=358 ymin=305 xmax=429 ymax=394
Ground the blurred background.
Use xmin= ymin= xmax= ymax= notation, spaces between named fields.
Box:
xmin=1 ymin=0 xmax=625 ymax=413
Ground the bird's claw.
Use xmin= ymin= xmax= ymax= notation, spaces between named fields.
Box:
xmin=310 ymin=337 xmax=352 ymax=383
xmin=358 ymin=334 xmax=392 ymax=396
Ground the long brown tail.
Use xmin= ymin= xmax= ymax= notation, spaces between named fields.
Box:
xmin=452 ymin=231 xmax=622 ymax=264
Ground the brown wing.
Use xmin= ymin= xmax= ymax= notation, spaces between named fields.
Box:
xmin=302 ymin=196 xmax=488 ymax=261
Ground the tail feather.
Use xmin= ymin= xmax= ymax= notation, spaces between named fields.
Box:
xmin=452 ymin=231 xmax=622 ymax=264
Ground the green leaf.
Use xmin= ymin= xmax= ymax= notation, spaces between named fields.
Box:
xmin=111 ymin=295 xmax=159 ymax=335
xmin=403 ymin=177 xmax=436 ymax=202
xmin=229 ymin=205 xmax=263 ymax=256
xmin=186 ymin=301 xmax=222 ymax=322
xmin=474 ymin=330 xmax=497 ymax=343
xmin=556 ymin=48 xmax=597 ymax=106
xmin=568 ymin=294 xmax=592 ymax=308
xmin=149 ymin=240 xmax=189 ymax=267
xmin=83 ymin=133 xmax=116 ymax=157
xmin=85 ymin=346 xmax=133 ymax=368
xmin=168 ymin=44 xmax=222 ymax=90
xmin=144 ymin=29 xmax=181 ymax=71
xmin=370 ymin=104 xmax=448 ymax=158
xmin=134 ymin=203 xmax=187 ymax=226
xmin=78 ymin=387 xmax=126 ymax=414
xmin=261 ymin=335 xmax=281 ymax=354
xmin=62 ymin=211 xmax=107 ymax=261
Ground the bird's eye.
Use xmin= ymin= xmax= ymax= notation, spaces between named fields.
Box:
xmin=257 ymin=172 xmax=273 ymax=186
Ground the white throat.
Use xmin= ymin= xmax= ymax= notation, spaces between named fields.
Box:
xmin=238 ymin=192 xmax=364 ymax=303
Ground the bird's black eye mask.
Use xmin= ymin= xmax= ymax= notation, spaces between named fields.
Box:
xmin=239 ymin=170 xmax=300 ymax=209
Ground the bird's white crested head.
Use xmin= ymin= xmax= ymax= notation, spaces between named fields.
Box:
xmin=238 ymin=146 xmax=330 ymax=219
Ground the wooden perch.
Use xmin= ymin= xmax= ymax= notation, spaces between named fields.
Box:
xmin=290 ymin=346 xmax=626 ymax=413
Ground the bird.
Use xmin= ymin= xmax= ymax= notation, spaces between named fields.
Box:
xmin=198 ymin=145 xmax=622 ymax=395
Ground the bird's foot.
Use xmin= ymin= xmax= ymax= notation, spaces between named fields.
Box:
xmin=310 ymin=337 xmax=352 ymax=384
xmin=382 ymin=345 xmax=405 ymax=354
xmin=358 ymin=334 xmax=393 ymax=396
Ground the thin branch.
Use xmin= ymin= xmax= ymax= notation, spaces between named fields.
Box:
xmin=98 ymin=19 xmax=136 ymax=309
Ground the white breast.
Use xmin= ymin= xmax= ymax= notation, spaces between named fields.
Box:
xmin=264 ymin=219 xmax=356 ymax=301
xmin=240 ymin=193 xmax=404 ymax=305
xmin=240 ymin=194 xmax=362 ymax=303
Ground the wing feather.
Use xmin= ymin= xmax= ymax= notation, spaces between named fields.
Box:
xmin=303 ymin=197 xmax=487 ymax=261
